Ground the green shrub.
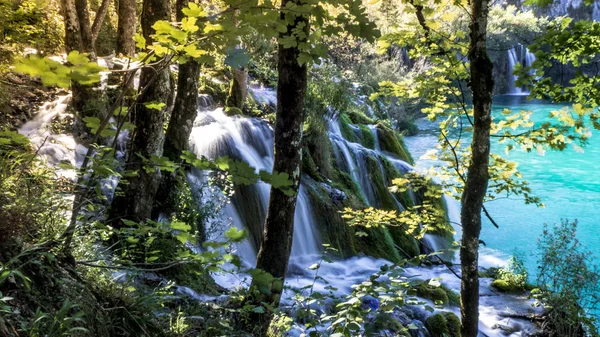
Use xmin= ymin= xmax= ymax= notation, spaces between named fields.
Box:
xmin=534 ymin=220 xmax=600 ymax=336
xmin=491 ymin=254 xmax=528 ymax=293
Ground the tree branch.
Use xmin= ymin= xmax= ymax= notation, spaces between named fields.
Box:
xmin=91 ymin=0 xmax=111 ymax=43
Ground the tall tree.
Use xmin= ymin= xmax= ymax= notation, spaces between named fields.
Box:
xmin=116 ymin=0 xmax=137 ymax=56
xmin=109 ymin=0 xmax=173 ymax=226
xmin=249 ymin=0 xmax=309 ymax=326
xmin=151 ymin=0 xmax=201 ymax=220
xmin=461 ymin=0 xmax=494 ymax=335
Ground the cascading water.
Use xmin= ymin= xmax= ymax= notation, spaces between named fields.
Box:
xmin=507 ymin=44 xmax=537 ymax=95
xmin=18 ymin=94 xmax=87 ymax=180
xmin=19 ymin=79 xmax=545 ymax=336
xmin=188 ymin=106 xmax=321 ymax=267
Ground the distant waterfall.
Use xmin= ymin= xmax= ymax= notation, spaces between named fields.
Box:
xmin=507 ymin=44 xmax=536 ymax=95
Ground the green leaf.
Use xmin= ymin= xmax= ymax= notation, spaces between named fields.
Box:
xmin=171 ymin=221 xmax=191 ymax=231
xmin=182 ymin=2 xmax=205 ymax=17
xmin=225 ymin=227 xmax=247 ymax=242
xmin=224 ymin=48 xmax=250 ymax=68
xmin=144 ymin=102 xmax=166 ymax=111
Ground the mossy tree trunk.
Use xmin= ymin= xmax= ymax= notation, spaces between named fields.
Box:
xmin=152 ymin=0 xmax=201 ymax=223
xmin=109 ymin=0 xmax=173 ymax=227
xmin=116 ymin=0 xmax=137 ymax=56
xmin=460 ymin=0 xmax=494 ymax=336
xmin=225 ymin=66 xmax=248 ymax=111
xmin=249 ymin=0 xmax=309 ymax=331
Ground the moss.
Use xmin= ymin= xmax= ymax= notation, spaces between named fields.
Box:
xmin=224 ymin=106 xmax=243 ymax=116
xmin=388 ymin=227 xmax=420 ymax=258
xmin=304 ymin=177 xmax=357 ymax=257
xmin=443 ymin=285 xmax=461 ymax=306
xmin=444 ymin=312 xmax=462 ymax=336
xmin=304 ymin=121 xmax=334 ymax=180
xmin=356 ymin=227 xmax=402 ymax=262
xmin=479 ymin=267 xmax=501 ymax=279
xmin=347 ymin=105 xmax=375 ymax=125
xmin=376 ymin=123 xmax=414 ymax=164
xmin=416 ymin=281 xmax=449 ymax=305
xmin=302 ymin=148 xmax=322 ymax=182
xmin=491 ymin=279 xmax=522 ymax=293
xmin=358 ymin=124 xmax=375 ymax=149
xmin=365 ymin=312 xmax=407 ymax=335
xmin=365 ymin=156 xmax=398 ymax=211
xmin=332 ymin=168 xmax=366 ymax=207
xmin=339 ymin=113 xmax=358 ymax=142
xmin=425 ymin=312 xmax=461 ymax=337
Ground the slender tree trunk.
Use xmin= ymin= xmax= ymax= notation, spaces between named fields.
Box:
xmin=62 ymin=0 xmax=83 ymax=53
xmin=460 ymin=0 xmax=494 ymax=336
xmin=91 ymin=0 xmax=111 ymax=43
xmin=249 ymin=0 xmax=309 ymax=331
xmin=75 ymin=0 xmax=95 ymax=57
xmin=151 ymin=0 xmax=200 ymax=221
xmin=116 ymin=0 xmax=136 ymax=56
xmin=62 ymin=0 xmax=95 ymax=116
xmin=109 ymin=0 xmax=172 ymax=227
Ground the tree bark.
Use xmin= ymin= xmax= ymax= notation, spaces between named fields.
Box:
xmin=151 ymin=0 xmax=201 ymax=220
xmin=91 ymin=0 xmax=111 ymax=43
xmin=460 ymin=0 xmax=494 ymax=336
xmin=75 ymin=0 xmax=95 ymax=57
xmin=249 ymin=0 xmax=309 ymax=330
xmin=62 ymin=0 xmax=84 ymax=53
xmin=109 ymin=0 xmax=172 ymax=227
xmin=225 ymin=67 xmax=248 ymax=111
xmin=116 ymin=0 xmax=136 ymax=56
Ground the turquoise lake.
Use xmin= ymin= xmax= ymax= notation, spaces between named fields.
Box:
xmin=405 ymin=94 xmax=600 ymax=275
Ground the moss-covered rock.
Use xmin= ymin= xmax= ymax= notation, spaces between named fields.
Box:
xmin=358 ymin=124 xmax=376 ymax=149
xmin=339 ymin=113 xmax=358 ymax=142
xmin=491 ymin=279 xmax=522 ymax=293
xmin=356 ymin=227 xmax=402 ymax=262
xmin=417 ymin=281 xmax=450 ymax=305
xmin=425 ymin=312 xmax=461 ymax=337
xmin=376 ymin=123 xmax=414 ymax=164
xmin=479 ymin=267 xmax=501 ymax=279
xmin=304 ymin=177 xmax=357 ymax=257
xmin=302 ymin=147 xmax=322 ymax=182
xmin=347 ymin=106 xmax=375 ymax=125
xmin=224 ymin=106 xmax=243 ymax=116
xmin=388 ymin=227 xmax=420 ymax=258
xmin=365 ymin=312 xmax=409 ymax=336
xmin=365 ymin=156 xmax=398 ymax=211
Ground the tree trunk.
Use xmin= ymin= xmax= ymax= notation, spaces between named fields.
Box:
xmin=62 ymin=0 xmax=83 ymax=53
xmin=75 ymin=0 xmax=95 ymax=57
xmin=460 ymin=0 xmax=494 ymax=336
xmin=151 ymin=0 xmax=200 ymax=221
xmin=116 ymin=0 xmax=136 ymax=56
xmin=109 ymin=0 xmax=172 ymax=227
xmin=249 ymin=0 xmax=309 ymax=331
xmin=225 ymin=66 xmax=248 ymax=111
xmin=91 ymin=0 xmax=111 ymax=43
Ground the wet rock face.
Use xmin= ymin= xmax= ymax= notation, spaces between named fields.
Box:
xmin=318 ymin=182 xmax=347 ymax=204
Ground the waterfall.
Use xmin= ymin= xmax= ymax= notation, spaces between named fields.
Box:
xmin=188 ymin=106 xmax=321 ymax=265
xmin=507 ymin=48 xmax=524 ymax=95
xmin=507 ymin=44 xmax=537 ymax=95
